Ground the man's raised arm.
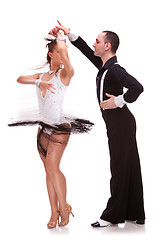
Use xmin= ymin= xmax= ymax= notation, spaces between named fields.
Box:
xmin=56 ymin=20 xmax=102 ymax=69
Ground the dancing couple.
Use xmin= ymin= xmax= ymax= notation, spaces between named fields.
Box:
xmin=10 ymin=20 xmax=145 ymax=228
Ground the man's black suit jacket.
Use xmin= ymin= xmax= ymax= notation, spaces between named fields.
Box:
xmin=72 ymin=37 xmax=143 ymax=105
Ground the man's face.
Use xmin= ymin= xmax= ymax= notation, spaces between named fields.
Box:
xmin=93 ymin=33 xmax=106 ymax=57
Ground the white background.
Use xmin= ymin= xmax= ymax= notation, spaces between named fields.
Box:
xmin=0 ymin=0 xmax=160 ymax=239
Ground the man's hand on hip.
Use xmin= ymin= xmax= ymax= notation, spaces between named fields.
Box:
xmin=100 ymin=93 xmax=117 ymax=110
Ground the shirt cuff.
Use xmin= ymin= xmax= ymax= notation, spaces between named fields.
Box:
xmin=67 ymin=33 xmax=78 ymax=42
xmin=114 ymin=94 xmax=127 ymax=108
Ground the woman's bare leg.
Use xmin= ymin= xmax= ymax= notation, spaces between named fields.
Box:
xmin=45 ymin=132 xmax=70 ymax=208
xmin=37 ymin=129 xmax=59 ymax=223
xmin=46 ymin=174 xmax=58 ymax=211
xmin=37 ymin=127 xmax=71 ymax=224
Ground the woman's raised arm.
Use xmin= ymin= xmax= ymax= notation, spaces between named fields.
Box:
xmin=48 ymin=27 xmax=74 ymax=85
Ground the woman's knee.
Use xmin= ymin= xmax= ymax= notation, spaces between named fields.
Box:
xmin=45 ymin=159 xmax=60 ymax=176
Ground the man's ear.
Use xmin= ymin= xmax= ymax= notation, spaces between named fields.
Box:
xmin=105 ymin=42 xmax=111 ymax=51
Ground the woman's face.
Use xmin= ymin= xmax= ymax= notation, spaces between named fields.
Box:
xmin=49 ymin=47 xmax=63 ymax=66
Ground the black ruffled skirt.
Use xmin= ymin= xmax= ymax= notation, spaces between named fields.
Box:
xmin=8 ymin=118 xmax=94 ymax=157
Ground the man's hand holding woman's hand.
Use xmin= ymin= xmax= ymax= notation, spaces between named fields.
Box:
xmin=56 ymin=20 xmax=70 ymax=35
xmin=48 ymin=27 xmax=59 ymax=37
xmin=48 ymin=20 xmax=70 ymax=39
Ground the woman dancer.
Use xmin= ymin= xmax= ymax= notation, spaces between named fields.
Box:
xmin=13 ymin=28 xmax=76 ymax=228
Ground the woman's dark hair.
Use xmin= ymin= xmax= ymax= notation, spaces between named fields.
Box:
xmin=102 ymin=31 xmax=120 ymax=53
xmin=33 ymin=37 xmax=57 ymax=70
xmin=45 ymin=37 xmax=57 ymax=65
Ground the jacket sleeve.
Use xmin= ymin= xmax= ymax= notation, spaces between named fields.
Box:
xmin=112 ymin=65 xmax=144 ymax=103
xmin=71 ymin=37 xmax=102 ymax=69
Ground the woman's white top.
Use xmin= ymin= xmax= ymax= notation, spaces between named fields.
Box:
xmin=36 ymin=69 xmax=68 ymax=126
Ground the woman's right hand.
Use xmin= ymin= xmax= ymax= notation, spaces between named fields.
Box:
xmin=39 ymin=81 xmax=56 ymax=98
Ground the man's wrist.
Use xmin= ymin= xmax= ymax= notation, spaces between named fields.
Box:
xmin=67 ymin=33 xmax=78 ymax=42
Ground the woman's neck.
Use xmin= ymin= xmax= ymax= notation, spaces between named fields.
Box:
xmin=50 ymin=62 xmax=61 ymax=71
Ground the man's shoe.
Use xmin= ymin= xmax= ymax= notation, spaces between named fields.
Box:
xmin=91 ymin=221 xmax=101 ymax=227
xmin=91 ymin=219 xmax=112 ymax=227
xmin=136 ymin=219 xmax=145 ymax=225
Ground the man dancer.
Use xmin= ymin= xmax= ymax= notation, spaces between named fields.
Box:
xmin=56 ymin=21 xmax=145 ymax=227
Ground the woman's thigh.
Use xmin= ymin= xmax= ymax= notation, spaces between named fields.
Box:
xmin=46 ymin=131 xmax=70 ymax=169
xmin=37 ymin=128 xmax=49 ymax=165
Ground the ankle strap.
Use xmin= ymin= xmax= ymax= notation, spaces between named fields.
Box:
xmin=59 ymin=207 xmax=68 ymax=211
xmin=59 ymin=204 xmax=70 ymax=211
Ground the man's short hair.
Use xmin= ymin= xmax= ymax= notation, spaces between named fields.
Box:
xmin=103 ymin=31 xmax=120 ymax=53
